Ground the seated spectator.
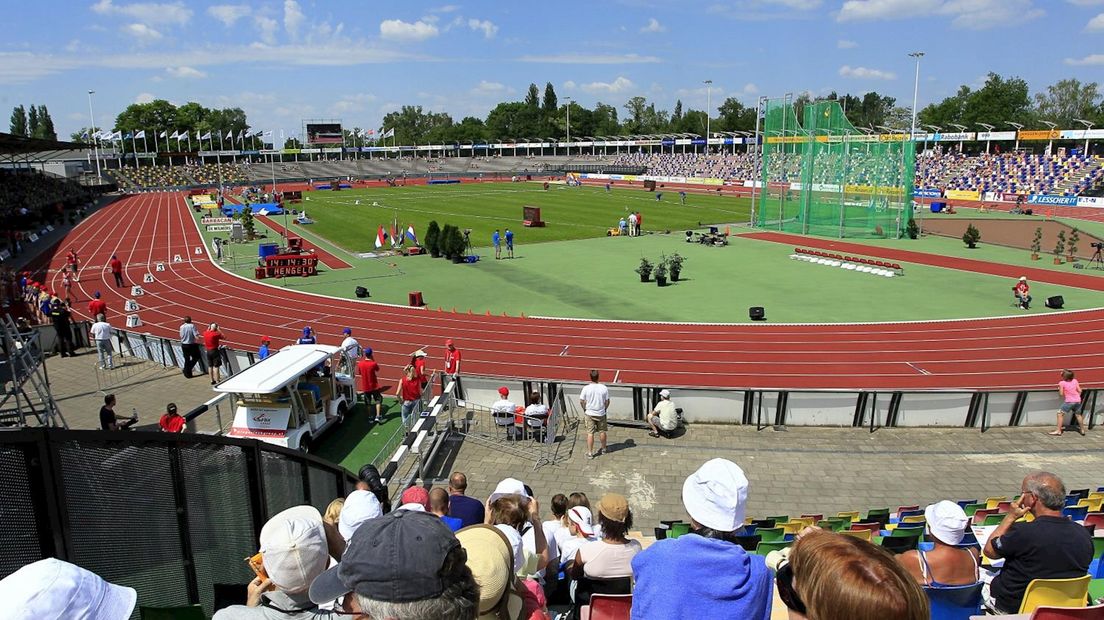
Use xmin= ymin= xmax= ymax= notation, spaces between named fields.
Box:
xmin=631 ymin=458 xmax=773 ymax=620
xmin=897 ymin=500 xmax=979 ymax=587
xmin=570 ymin=493 xmax=640 ymax=580
xmin=214 ymin=505 xmax=331 ymax=619
xmin=487 ymin=478 xmax=549 ymax=576
xmin=983 ymin=471 xmax=1094 ymax=614
xmin=0 ymin=558 xmax=136 ymax=620
xmin=557 ymin=505 xmax=596 ymax=575
xmin=532 ymin=493 xmax=567 ymax=582
xmin=159 ymin=402 xmax=186 ymax=433
xmin=457 ymin=525 xmax=551 ymax=620
xmin=430 ymin=487 xmax=464 ymax=532
xmin=309 ymin=510 xmax=478 ymax=619
xmin=781 ymin=529 xmax=929 ymax=620
xmin=356 ymin=464 xmax=391 ymax=513
xmin=338 ymin=489 xmax=382 ymax=544
xmin=400 ymin=486 xmax=431 ymax=512
xmin=646 ymin=389 xmax=678 ymax=438
xmin=523 ymin=391 xmax=550 ymax=437
xmin=447 ymin=471 xmax=485 ymax=527
xmin=492 ymin=386 xmax=518 ymax=437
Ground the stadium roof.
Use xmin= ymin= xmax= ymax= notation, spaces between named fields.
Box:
xmin=0 ymin=132 xmax=88 ymax=163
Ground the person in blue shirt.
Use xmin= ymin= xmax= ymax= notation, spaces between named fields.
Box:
xmin=618 ymin=217 xmax=628 ymax=236
xmin=679 ymin=191 xmax=687 ymax=205
xmin=492 ymin=229 xmax=502 ymax=259
xmin=258 ymin=336 xmax=271 ymax=360
xmin=605 ymin=182 xmax=611 ymax=192
xmin=297 ymin=326 xmax=316 ymax=345
xmin=504 ymin=228 xmax=514 ymax=258
xmin=655 ymin=192 xmax=663 ymax=202
xmin=631 ymin=458 xmax=773 ymax=620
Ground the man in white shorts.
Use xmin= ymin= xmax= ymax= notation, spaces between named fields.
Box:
xmin=579 ymin=369 xmax=610 ymax=458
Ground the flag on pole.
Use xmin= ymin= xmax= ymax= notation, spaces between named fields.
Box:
xmin=80 ymin=131 xmax=89 ymax=140
xmin=226 ymin=130 xmax=234 ymax=140
xmin=159 ymin=131 xmax=167 ymax=138
xmin=405 ymin=225 xmax=418 ymax=245
xmin=374 ymin=225 xmax=386 ymax=249
xmin=112 ymin=131 xmax=123 ymax=140
xmin=389 ymin=223 xmax=400 ymax=247
xmin=382 ymin=128 xmax=395 ymax=139
xmin=200 ymin=132 xmax=211 ymax=140
xmin=134 ymin=130 xmax=145 ymax=139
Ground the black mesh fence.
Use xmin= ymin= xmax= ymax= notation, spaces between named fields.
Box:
xmin=0 ymin=429 xmax=355 ymax=617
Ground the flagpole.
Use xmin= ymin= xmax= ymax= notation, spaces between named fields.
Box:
xmin=142 ymin=133 xmax=148 ymax=164
xmin=130 ymin=132 xmax=138 ymax=168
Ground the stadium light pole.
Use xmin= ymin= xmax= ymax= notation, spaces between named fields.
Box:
xmin=87 ymin=90 xmax=102 ymax=182
xmin=908 ymin=52 xmax=924 ymax=145
xmin=1075 ymin=119 xmax=1094 ymax=152
xmin=564 ymin=97 xmax=573 ymax=157
xmin=922 ymin=124 xmax=942 ymax=154
xmin=948 ymin=123 xmax=968 ymax=153
xmin=1006 ymin=121 xmax=1024 ymax=152
xmin=704 ymin=80 xmax=712 ymax=156
xmin=1041 ymin=120 xmax=1058 ymax=154
xmin=977 ymin=123 xmax=995 ymax=154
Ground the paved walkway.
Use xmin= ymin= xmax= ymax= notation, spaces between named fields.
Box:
xmin=420 ymin=421 xmax=1104 ymax=532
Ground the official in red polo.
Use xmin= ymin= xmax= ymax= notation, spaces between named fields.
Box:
xmin=88 ymin=291 xmax=107 ymax=318
xmin=109 ymin=254 xmax=125 ymax=288
xmin=356 ymin=347 xmax=382 ymax=424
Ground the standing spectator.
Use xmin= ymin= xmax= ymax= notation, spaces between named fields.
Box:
xmin=636 ymin=211 xmax=644 ymax=234
xmin=1051 ymin=369 xmax=1087 ymax=436
xmin=338 ymin=490 xmax=384 ymax=544
xmin=493 ymin=229 xmax=502 ymax=259
xmin=88 ymin=290 xmax=107 ymax=319
xmin=579 ymin=370 xmax=610 ymax=459
xmin=67 ymin=248 xmax=80 ymax=281
xmin=90 ymin=313 xmax=113 ymax=369
xmin=297 ymin=326 xmax=316 ymax=345
xmin=339 ymin=327 xmax=359 ymax=375
xmin=646 ymin=389 xmax=678 ymax=438
xmin=570 ymin=493 xmax=640 ymax=580
xmin=627 ymin=211 xmax=638 ymax=237
xmin=258 ymin=335 xmax=271 ymax=360
xmin=0 ymin=558 xmax=136 ymax=620
xmin=203 ymin=322 xmax=224 ymax=385
xmin=505 ymin=227 xmax=515 ymax=258
xmin=109 ymin=254 xmax=124 ymax=288
xmin=179 ymin=316 xmax=202 ymax=378
xmin=444 ymin=338 xmax=462 ymax=380
xmin=395 ymin=365 xmax=421 ymax=428
xmin=159 ymin=403 xmax=186 ymax=433
xmin=983 ymin=471 xmax=1094 ymax=614
xmin=447 ymin=471 xmax=486 ymax=527
xmin=49 ymin=298 xmax=75 ymax=358
xmin=99 ymin=394 xmax=137 ymax=430
xmin=632 ymin=458 xmax=772 ymax=619
xmin=356 ymin=348 xmax=382 ymax=423
xmin=412 ymin=349 xmax=429 ymax=390
xmin=618 ymin=217 xmax=627 ymax=236
xmin=430 ymin=487 xmax=463 ymax=532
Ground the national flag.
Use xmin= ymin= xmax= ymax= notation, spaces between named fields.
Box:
xmin=134 ymin=130 xmax=145 ymax=139
xmin=196 ymin=131 xmax=202 ymax=140
xmin=226 ymin=130 xmax=234 ymax=140
xmin=263 ymin=130 xmax=273 ymax=138
xmin=374 ymin=225 xmax=386 ymax=249
xmin=159 ymin=131 xmax=168 ymax=138
xmin=123 ymin=132 xmax=133 ymax=140
xmin=112 ymin=131 xmax=122 ymax=140
xmin=367 ymin=129 xmax=375 ymax=135
xmin=382 ymin=128 xmax=395 ymax=139
xmin=390 ymin=223 xmax=401 ymax=247
xmin=200 ymin=132 xmax=211 ymax=140
xmin=80 ymin=131 xmax=89 ymax=140
xmin=405 ymin=225 xmax=418 ymax=245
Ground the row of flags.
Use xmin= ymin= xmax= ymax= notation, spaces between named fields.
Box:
xmin=374 ymin=224 xmax=418 ymax=249
xmin=82 ymin=128 xmax=395 ymax=142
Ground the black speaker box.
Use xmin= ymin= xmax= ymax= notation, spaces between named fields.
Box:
xmin=749 ymin=306 xmax=765 ymax=320
xmin=355 ymin=286 xmax=369 ymax=298
xmin=1045 ymin=295 xmax=1064 ymax=309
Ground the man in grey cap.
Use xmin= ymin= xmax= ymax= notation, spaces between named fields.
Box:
xmin=310 ymin=509 xmax=478 ymax=619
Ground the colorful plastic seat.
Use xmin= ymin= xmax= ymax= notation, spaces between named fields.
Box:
xmin=1018 ymin=575 xmax=1091 ymax=614
xmin=924 ymin=582 xmax=983 ymax=620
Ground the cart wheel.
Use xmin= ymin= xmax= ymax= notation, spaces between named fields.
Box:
xmin=299 ymin=436 xmax=312 ymax=454
xmin=336 ymin=401 xmax=348 ymax=424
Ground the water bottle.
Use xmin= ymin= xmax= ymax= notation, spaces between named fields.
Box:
xmin=131 ymin=407 xmax=138 ymax=420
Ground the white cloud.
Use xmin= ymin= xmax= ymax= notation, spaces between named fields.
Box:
xmin=1069 ymin=0 xmax=1104 ymax=5
xmin=640 ymin=17 xmax=666 ymax=33
xmin=166 ymin=65 xmax=206 ymax=78
xmin=563 ymin=80 xmax=577 ymax=90
xmin=208 ymin=4 xmax=250 ymax=27
xmin=837 ymin=0 xmax=1043 ymax=28
xmin=837 ymin=39 xmax=858 ymax=48
xmin=91 ymin=0 xmax=192 ymax=25
xmin=330 ymin=93 xmax=377 ymax=113
xmin=763 ymin=0 xmax=821 ymax=7
xmin=839 ymin=65 xmax=896 ymax=80
xmin=742 ymin=83 xmax=759 ymax=95
xmin=255 ymin=16 xmax=279 ymax=44
xmin=0 ymin=52 xmax=80 ymax=84
xmin=284 ymin=0 xmax=305 ymax=37
xmin=518 ymin=53 xmax=660 ymax=64
xmin=1066 ymin=53 xmax=1104 ymax=65
xmin=1088 ymin=13 xmax=1104 ymax=30
xmin=579 ymin=76 xmax=636 ymax=95
xmin=123 ymin=23 xmax=163 ymax=44
xmin=467 ymin=18 xmax=498 ymax=38
xmin=471 ymin=80 xmax=509 ymax=95
xmin=379 ymin=19 xmax=440 ymax=41
xmin=433 ymin=4 xmax=461 ymax=12
xmin=135 ymin=92 xmax=155 ymax=104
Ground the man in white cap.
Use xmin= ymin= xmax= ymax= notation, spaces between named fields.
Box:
xmin=646 ymin=389 xmax=678 ymax=438
xmin=0 ymin=558 xmax=137 ymax=620
xmin=1013 ymin=276 xmax=1031 ymax=309
xmin=214 ymin=505 xmax=334 ymax=619
xmin=630 ymin=458 xmax=773 ymax=620
xmin=897 ymin=500 xmax=979 ymax=587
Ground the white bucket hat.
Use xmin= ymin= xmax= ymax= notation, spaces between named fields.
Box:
xmin=924 ymin=500 xmax=970 ymax=545
xmin=339 ymin=490 xmax=383 ymax=542
xmin=0 ymin=558 xmax=137 ymax=620
xmin=260 ymin=505 xmax=329 ymax=593
xmin=682 ymin=458 xmax=749 ymax=532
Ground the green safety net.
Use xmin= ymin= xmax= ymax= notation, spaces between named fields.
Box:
xmin=755 ymin=98 xmax=915 ymax=238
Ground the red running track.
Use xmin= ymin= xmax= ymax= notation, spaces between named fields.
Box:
xmin=39 ymin=191 xmax=1104 ymax=392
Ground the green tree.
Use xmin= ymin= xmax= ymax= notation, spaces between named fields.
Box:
xmin=27 ymin=105 xmax=39 ymax=137
xmin=716 ymin=97 xmax=756 ymax=132
xmin=919 ymin=85 xmax=971 ymax=128
xmin=1035 ymin=79 xmax=1102 ymax=128
xmin=525 ymin=83 xmax=540 ymax=108
xmin=283 ymin=136 xmax=303 ymax=149
xmin=542 ymin=82 xmax=557 ymax=114
xmin=451 ymin=116 xmax=488 ymax=143
xmin=10 ymin=105 xmax=27 ymax=136
xmin=70 ymin=127 xmax=95 ymax=143
xmin=672 ymin=99 xmax=683 ymax=124
xmin=485 ymin=101 xmax=541 ymax=139
xmin=622 ymin=96 xmax=648 ymax=133
xmin=592 ymin=102 xmax=620 ymax=135
xmin=36 ymin=105 xmax=56 ymax=140
xmin=918 ymin=73 xmax=1032 ymax=128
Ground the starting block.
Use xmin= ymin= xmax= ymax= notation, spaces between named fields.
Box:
xmin=143 ymin=273 xmax=155 ymax=283
xmin=194 ymin=246 xmax=203 ymax=255
xmin=173 ymin=254 xmax=182 ymax=263
xmin=124 ymin=299 xmax=140 ymax=312
xmin=130 ymin=285 xmax=144 ymax=297
xmin=155 ymin=262 xmax=165 ymax=272
xmin=125 ymin=314 xmax=142 ymax=328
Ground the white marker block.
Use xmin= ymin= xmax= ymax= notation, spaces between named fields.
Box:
xmin=124 ymin=299 xmax=139 ymax=311
xmin=173 ymin=254 xmax=182 ymax=263
xmin=143 ymin=273 xmax=155 ymax=283
xmin=125 ymin=314 xmax=142 ymax=328
xmin=155 ymin=262 xmax=166 ymax=272
xmin=194 ymin=246 xmax=203 ymax=255
xmin=131 ymin=285 xmax=144 ymax=297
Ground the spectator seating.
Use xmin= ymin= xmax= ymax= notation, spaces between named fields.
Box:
xmin=0 ymin=169 xmax=93 ymax=256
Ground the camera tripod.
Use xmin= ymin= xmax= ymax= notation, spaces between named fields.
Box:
xmin=1091 ymin=244 xmax=1104 ymax=270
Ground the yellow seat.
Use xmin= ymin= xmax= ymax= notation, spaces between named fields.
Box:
xmin=779 ymin=521 xmax=805 ymax=535
xmin=840 ymin=529 xmax=873 ymax=541
xmin=793 ymin=517 xmax=816 ymax=528
xmin=985 ymin=496 xmax=1008 ymax=509
xmin=1077 ymin=497 xmax=1104 ymax=512
xmin=900 ymin=515 xmax=926 ymax=524
xmin=1088 ymin=491 xmax=1104 ymax=503
xmin=1017 ymin=574 xmax=1091 ymax=614
xmin=837 ymin=511 xmax=860 ymax=522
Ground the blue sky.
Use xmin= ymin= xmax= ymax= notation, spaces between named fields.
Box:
xmin=2 ymin=0 xmax=1102 ymax=139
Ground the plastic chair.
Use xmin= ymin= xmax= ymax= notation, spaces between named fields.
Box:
xmin=924 ymin=582 xmax=983 ymax=620
xmin=581 ymin=594 xmax=632 ymax=620
xmin=1029 ymin=603 xmax=1104 ymax=619
xmin=668 ymin=522 xmax=691 ymax=539
xmin=956 ymin=499 xmax=979 ymax=509
xmin=865 ymin=508 xmax=890 ymax=526
xmin=140 ymin=606 xmax=206 ymax=620
xmin=973 ymin=508 xmax=997 ymax=525
xmin=983 ymin=513 xmax=1008 ymax=526
xmin=1065 ymin=506 xmax=1090 ymax=521
xmin=891 ymin=525 xmax=925 ymax=537
xmin=985 ymin=497 xmax=1008 ymax=510
xmin=881 ymin=534 xmax=920 ymax=554
xmin=896 ymin=504 xmax=921 ymax=515
xmin=901 ymin=514 xmax=927 ymax=524
xmin=819 ymin=519 xmax=850 ymax=532
xmin=963 ymin=503 xmax=987 ymax=516
xmin=733 ymin=534 xmax=761 ymax=553
xmin=899 ymin=509 xmax=925 ymax=520
xmin=1085 ymin=513 xmax=1104 ymax=529
xmin=836 ymin=511 xmax=860 ymax=522
xmin=849 ymin=522 xmax=881 ymax=533
xmin=1018 ymin=575 xmax=1091 ymax=614
xmin=841 ymin=529 xmax=873 ymax=541
xmin=1080 ymin=498 xmax=1104 ymax=512
xmin=755 ymin=540 xmax=792 ymax=556
xmin=767 ymin=515 xmax=790 ymax=524
xmin=779 ymin=521 xmax=805 ymax=535
xmin=1093 ymin=537 xmax=1104 ymax=559
xmin=749 ymin=518 xmax=776 ymax=530
xmin=757 ymin=527 xmax=786 ymax=542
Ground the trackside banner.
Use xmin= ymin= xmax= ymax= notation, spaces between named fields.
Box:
xmin=1078 ymin=197 xmax=1104 ymax=207
xmin=915 ymin=188 xmax=941 ymax=198
xmin=1027 ymin=195 xmax=1078 ymax=206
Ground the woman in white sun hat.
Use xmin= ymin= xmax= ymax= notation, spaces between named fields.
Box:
xmin=897 ymin=500 xmax=979 ymax=587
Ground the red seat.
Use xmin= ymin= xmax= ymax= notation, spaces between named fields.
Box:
xmin=1084 ymin=512 xmax=1104 ymax=529
xmin=849 ymin=522 xmax=881 ymax=533
xmin=896 ymin=505 xmax=920 ymax=515
xmin=972 ymin=508 xmax=996 ymax=525
xmin=581 ymin=594 xmax=633 ymax=620
xmin=1029 ymin=604 xmax=1104 ymax=619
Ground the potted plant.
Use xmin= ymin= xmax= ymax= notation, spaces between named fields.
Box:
xmin=962 ymin=223 xmax=980 ymax=249
xmin=635 ymin=257 xmax=653 ymax=282
xmin=1053 ymin=230 xmax=1066 ymax=265
xmin=668 ymin=253 xmax=685 ymax=281
xmin=425 ymin=220 xmax=441 ymax=257
xmin=905 ymin=218 xmax=919 ymax=240
xmin=654 ymin=257 xmax=669 ymax=287
xmin=1068 ymin=228 xmax=1079 ymax=262
xmin=440 ymin=224 xmax=456 ymax=260
xmin=1031 ymin=227 xmax=1042 ymax=260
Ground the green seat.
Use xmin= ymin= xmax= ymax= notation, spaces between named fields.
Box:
xmin=755 ymin=540 xmax=792 ymax=556
xmin=1089 ymin=578 xmax=1104 ymax=603
xmin=668 ymin=522 xmax=691 ymax=539
xmin=757 ymin=526 xmax=786 ymax=542
xmin=962 ymin=503 xmax=986 ymax=516
xmin=983 ymin=514 xmax=1007 ymax=526
xmin=865 ymin=508 xmax=890 ymax=525
xmin=1093 ymin=536 xmax=1104 ymax=559
xmin=890 ymin=526 xmax=925 ymax=537
xmin=767 ymin=515 xmax=789 ymax=524
xmin=140 ymin=606 xmax=206 ymax=620
xmin=818 ymin=519 xmax=849 ymax=532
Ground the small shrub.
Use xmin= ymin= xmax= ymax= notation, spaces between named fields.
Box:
xmin=962 ymin=223 xmax=980 ymax=248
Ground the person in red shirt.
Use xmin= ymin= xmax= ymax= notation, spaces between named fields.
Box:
xmin=67 ymin=248 xmax=80 ymax=282
xmin=88 ymin=291 xmax=107 ymax=318
xmin=159 ymin=403 xmax=186 ymax=433
xmin=396 ymin=365 xmax=422 ymax=428
xmin=356 ymin=347 xmax=382 ymax=423
xmin=444 ymin=338 xmax=463 ymax=398
xmin=412 ymin=349 xmax=428 ymax=389
xmin=203 ymin=323 xmax=224 ymax=385
xmin=109 ymin=254 xmax=125 ymax=288
xmin=1013 ymin=276 xmax=1031 ymax=309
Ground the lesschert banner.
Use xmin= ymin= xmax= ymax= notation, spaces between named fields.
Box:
xmin=915 ymin=188 xmax=942 ymax=198
xmin=1027 ymin=194 xmax=1078 ymax=206
xmin=1019 ymin=130 xmax=1059 ymax=141
xmin=944 ymin=189 xmax=980 ymax=200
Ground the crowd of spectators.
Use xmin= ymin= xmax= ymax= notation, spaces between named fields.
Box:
xmin=0 ymin=170 xmax=93 ymax=258
xmin=111 ymin=163 xmax=247 ymax=189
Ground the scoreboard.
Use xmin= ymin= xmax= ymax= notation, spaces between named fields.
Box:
xmin=255 ymin=253 xmax=319 ymax=278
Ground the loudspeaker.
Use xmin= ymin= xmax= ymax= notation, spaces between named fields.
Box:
xmin=1045 ymin=295 xmax=1064 ymax=309
xmin=749 ymin=306 xmax=765 ymax=321
xmin=355 ymin=286 xmax=369 ymax=298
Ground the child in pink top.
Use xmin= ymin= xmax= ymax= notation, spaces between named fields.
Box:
xmin=1052 ymin=369 xmax=1086 ymax=436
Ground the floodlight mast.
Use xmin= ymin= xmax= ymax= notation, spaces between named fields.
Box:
xmin=87 ymin=90 xmax=102 ymax=182
xmin=908 ymin=52 xmax=924 ymax=145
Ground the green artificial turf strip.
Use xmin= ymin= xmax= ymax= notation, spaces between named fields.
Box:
xmin=313 ymin=399 xmax=406 ymax=471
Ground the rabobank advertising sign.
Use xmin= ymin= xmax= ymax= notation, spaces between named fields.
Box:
xmin=1027 ymin=195 xmax=1078 ymax=206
